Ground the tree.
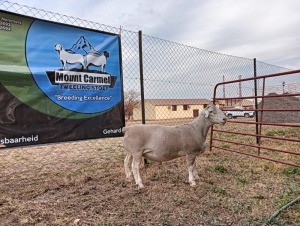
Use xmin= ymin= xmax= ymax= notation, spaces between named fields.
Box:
xmin=124 ymin=90 xmax=140 ymax=121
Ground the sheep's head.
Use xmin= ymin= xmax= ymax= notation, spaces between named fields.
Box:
xmin=54 ymin=44 xmax=62 ymax=51
xmin=103 ymin=51 xmax=109 ymax=58
xmin=203 ymin=105 xmax=227 ymax=125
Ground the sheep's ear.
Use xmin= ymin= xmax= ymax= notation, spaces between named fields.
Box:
xmin=204 ymin=109 xmax=210 ymax=118
xmin=204 ymin=105 xmax=212 ymax=118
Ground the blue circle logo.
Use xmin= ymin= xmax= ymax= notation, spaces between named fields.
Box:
xmin=26 ymin=20 xmax=122 ymax=114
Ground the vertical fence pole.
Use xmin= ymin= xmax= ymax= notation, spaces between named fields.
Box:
xmin=257 ymin=78 xmax=266 ymax=156
xmin=138 ymin=30 xmax=146 ymax=125
xmin=253 ymin=58 xmax=259 ymax=145
xmin=139 ymin=30 xmax=148 ymax=166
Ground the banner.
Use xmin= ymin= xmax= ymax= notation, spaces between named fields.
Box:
xmin=0 ymin=10 xmax=125 ymax=148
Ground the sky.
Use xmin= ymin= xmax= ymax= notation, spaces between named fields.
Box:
xmin=7 ymin=0 xmax=300 ymax=70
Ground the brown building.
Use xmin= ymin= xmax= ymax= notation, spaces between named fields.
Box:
xmin=220 ymin=99 xmax=255 ymax=110
xmin=133 ymin=98 xmax=211 ymax=120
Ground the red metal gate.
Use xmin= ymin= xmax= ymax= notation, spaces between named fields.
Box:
xmin=210 ymin=70 xmax=300 ymax=168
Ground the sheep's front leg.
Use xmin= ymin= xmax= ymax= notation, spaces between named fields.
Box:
xmin=132 ymin=155 xmax=144 ymax=189
xmin=186 ymin=154 xmax=197 ymax=187
xmin=191 ymin=145 xmax=206 ymax=181
xmin=124 ymin=153 xmax=133 ymax=181
xmin=192 ymin=160 xmax=200 ymax=180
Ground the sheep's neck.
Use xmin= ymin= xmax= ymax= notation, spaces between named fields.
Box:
xmin=192 ymin=114 xmax=212 ymax=141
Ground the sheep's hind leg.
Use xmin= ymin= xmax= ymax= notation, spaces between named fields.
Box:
xmin=186 ymin=154 xmax=197 ymax=187
xmin=131 ymin=155 xmax=144 ymax=189
xmin=124 ymin=153 xmax=133 ymax=181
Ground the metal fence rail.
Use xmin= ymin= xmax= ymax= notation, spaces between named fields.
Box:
xmin=211 ymin=70 xmax=300 ymax=168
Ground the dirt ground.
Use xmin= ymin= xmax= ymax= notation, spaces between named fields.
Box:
xmin=0 ymin=123 xmax=299 ymax=226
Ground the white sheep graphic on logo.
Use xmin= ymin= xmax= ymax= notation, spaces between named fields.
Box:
xmin=84 ymin=51 xmax=109 ymax=72
xmin=54 ymin=44 xmax=85 ymax=70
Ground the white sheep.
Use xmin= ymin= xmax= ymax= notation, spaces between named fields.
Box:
xmin=54 ymin=44 xmax=85 ymax=70
xmin=122 ymin=104 xmax=227 ymax=189
xmin=85 ymin=51 xmax=109 ymax=72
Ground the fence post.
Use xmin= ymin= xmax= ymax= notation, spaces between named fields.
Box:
xmin=138 ymin=30 xmax=146 ymax=125
xmin=253 ymin=58 xmax=259 ymax=145
xmin=139 ymin=30 xmax=149 ymax=166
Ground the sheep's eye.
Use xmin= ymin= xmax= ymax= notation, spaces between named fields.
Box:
xmin=209 ymin=110 xmax=214 ymax=114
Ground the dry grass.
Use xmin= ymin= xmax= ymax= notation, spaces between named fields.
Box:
xmin=0 ymin=122 xmax=299 ymax=226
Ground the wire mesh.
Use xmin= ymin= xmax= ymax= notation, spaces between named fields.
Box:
xmin=138 ymin=34 xmax=290 ymax=124
xmin=0 ymin=1 xmax=296 ymax=178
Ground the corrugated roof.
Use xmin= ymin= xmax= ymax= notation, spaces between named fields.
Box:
xmin=145 ymin=99 xmax=211 ymax=106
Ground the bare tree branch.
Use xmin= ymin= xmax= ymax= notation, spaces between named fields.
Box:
xmin=124 ymin=90 xmax=140 ymax=121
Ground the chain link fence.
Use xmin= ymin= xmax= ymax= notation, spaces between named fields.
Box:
xmin=0 ymin=1 xmax=293 ymax=178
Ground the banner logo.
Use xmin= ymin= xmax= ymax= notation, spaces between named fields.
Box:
xmin=26 ymin=31 xmax=122 ymax=114
xmin=46 ymin=36 xmax=117 ymax=89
